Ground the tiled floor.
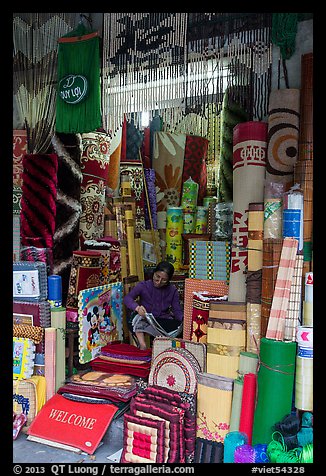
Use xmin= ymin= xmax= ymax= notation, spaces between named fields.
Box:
xmin=13 ymin=415 xmax=124 ymax=464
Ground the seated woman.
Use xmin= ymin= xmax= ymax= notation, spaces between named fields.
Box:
xmin=123 ymin=261 xmax=183 ymax=349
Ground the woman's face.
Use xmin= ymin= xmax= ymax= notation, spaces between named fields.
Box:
xmin=153 ymin=271 xmax=169 ymax=288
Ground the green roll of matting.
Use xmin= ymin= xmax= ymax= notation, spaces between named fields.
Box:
xmin=229 ymin=377 xmax=243 ymax=432
xmin=252 ymin=337 xmax=296 ymax=445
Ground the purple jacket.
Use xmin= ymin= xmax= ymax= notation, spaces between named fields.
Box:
xmin=123 ymin=279 xmax=183 ymax=321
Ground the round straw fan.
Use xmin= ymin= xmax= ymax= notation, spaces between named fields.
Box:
xmin=149 ymin=348 xmax=200 ymax=394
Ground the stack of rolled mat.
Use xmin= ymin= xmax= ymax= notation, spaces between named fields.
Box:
xmin=90 ymin=342 xmax=152 ymax=378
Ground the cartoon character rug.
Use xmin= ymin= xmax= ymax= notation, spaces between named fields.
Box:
xmin=78 ymin=282 xmax=123 ymax=364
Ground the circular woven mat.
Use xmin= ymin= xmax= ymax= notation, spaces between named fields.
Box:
xmin=149 ymin=348 xmax=199 ymax=394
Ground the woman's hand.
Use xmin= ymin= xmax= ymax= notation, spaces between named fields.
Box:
xmin=136 ymin=305 xmax=147 ymax=317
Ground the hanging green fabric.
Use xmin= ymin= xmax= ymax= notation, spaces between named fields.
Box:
xmin=272 ymin=13 xmax=298 ymax=60
xmin=56 ymin=23 xmax=101 ymax=133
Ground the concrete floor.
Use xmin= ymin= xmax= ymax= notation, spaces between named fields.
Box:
xmin=13 ymin=414 xmax=124 ymax=464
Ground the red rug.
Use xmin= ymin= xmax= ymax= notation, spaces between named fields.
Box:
xmin=20 ymin=153 xmax=58 ymax=249
xmin=27 ymin=393 xmax=117 ymax=454
xmin=181 ymin=135 xmax=208 ymax=205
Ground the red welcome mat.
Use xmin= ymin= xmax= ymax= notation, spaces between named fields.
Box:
xmin=27 ymin=393 xmax=118 ymax=454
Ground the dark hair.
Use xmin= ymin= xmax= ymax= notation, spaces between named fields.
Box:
xmin=154 ymin=261 xmax=175 ymax=280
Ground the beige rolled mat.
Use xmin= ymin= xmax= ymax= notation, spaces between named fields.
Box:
xmin=265 ymin=88 xmax=300 ymax=191
xmin=50 ymin=307 xmax=66 ymax=392
xmin=125 ymin=209 xmax=137 ymax=276
xmin=229 ymin=121 xmax=267 ymax=302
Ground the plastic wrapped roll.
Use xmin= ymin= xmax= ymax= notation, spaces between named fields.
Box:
xmin=181 ymin=177 xmax=199 ymax=211
xmin=195 ymin=206 xmax=208 ymax=234
xmin=203 ymin=196 xmax=217 ymax=208
xmin=246 ymin=303 xmax=261 ymax=354
xmin=183 ymin=209 xmax=196 ymax=234
xmin=264 ymin=198 xmax=283 ymax=239
xmin=283 ymin=187 xmax=304 ymax=253
xmin=295 ymin=346 xmax=313 ymax=411
xmin=165 ymin=206 xmax=183 ymax=270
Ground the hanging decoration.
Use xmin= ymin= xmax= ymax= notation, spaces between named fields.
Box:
xmin=56 ymin=22 xmax=101 ymax=133
xmin=102 ymin=13 xmax=188 ymax=135
xmin=13 ymin=13 xmax=76 ymax=153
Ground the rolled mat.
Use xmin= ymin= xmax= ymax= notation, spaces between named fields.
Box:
xmin=284 ymin=254 xmax=303 ymax=342
xmin=125 ymin=209 xmax=137 ymax=276
xmin=20 ymin=154 xmax=58 ymax=249
xmin=229 ymin=378 xmax=244 ymax=432
xmin=247 ymin=203 xmax=264 ymax=271
xmin=251 ymin=337 xmax=296 ymax=445
xmin=246 ymin=303 xmax=261 ymax=354
xmin=196 ymin=372 xmax=234 ymax=443
xmin=50 ymin=307 xmax=66 ymax=392
xmin=182 ymin=279 xmax=229 ymax=341
xmin=261 ymin=238 xmax=283 ymax=337
xmin=238 ymin=351 xmax=259 ymax=376
xmin=229 ymin=121 xmax=267 ymax=302
xmin=294 ymin=346 xmax=313 ymax=411
xmin=265 ymin=88 xmax=300 ymax=191
xmin=239 ymin=373 xmax=257 ymax=445
xmin=265 ymin=237 xmax=298 ymax=341
xmin=107 ymin=126 xmax=122 ymax=192
xmin=44 ymin=327 xmax=56 ymax=401
xmin=298 ymin=53 xmax=313 ymax=162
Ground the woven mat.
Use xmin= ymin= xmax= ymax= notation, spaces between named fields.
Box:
xmin=183 ymin=278 xmax=229 ymax=340
xmin=152 ymin=336 xmax=206 ymax=372
xmin=149 ymin=348 xmax=199 ymax=395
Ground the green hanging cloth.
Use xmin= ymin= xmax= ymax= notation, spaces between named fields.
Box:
xmin=56 ymin=23 xmax=102 ymax=133
xmin=272 ymin=13 xmax=298 ymax=60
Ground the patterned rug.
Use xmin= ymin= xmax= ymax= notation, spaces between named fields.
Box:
xmin=119 ymin=161 xmax=146 ymax=232
xmin=13 ymin=129 xmax=27 ymax=187
xmin=265 ymin=88 xmax=300 ymax=191
xmin=188 ymin=240 xmax=231 ymax=283
xmin=79 ymin=131 xmax=111 ymax=246
xmin=20 ymin=153 xmax=58 ymax=249
xmin=152 ymin=131 xmax=186 ymax=228
xmin=51 ymin=133 xmax=83 ymax=305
